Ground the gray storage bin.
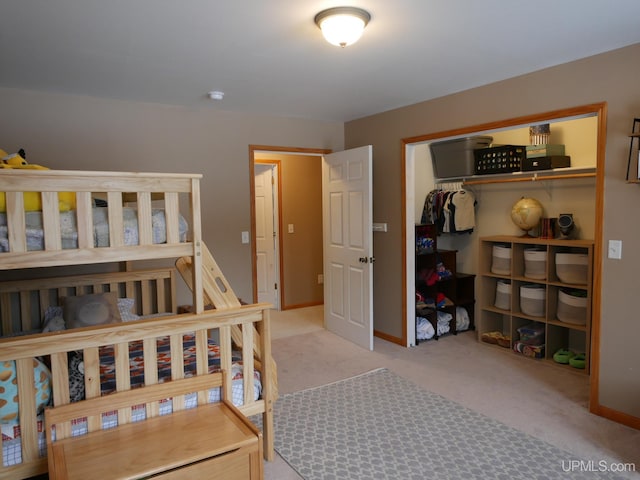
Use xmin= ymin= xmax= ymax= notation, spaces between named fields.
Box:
xmin=494 ymin=280 xmax=511 ymax=310
xmin=557 ymin=289 xmax=587 ymax=325
xmin=555 ymin=253 xmax=588 ymax=284
xmin=520 ymin=284 xmax=546 ymax=317
xmin=491 ymin=244 xmax=511 ymax=275
xmin=524 ymin=248 xmax=547 ymax=280
xmin=430 ymin=136 xmax=493 ymax=179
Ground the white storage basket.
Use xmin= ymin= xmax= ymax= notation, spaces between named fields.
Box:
xmin=524 ymin=248 xmax=547 ymax=280
xmin=520 ymin=284 xmax=546 ymax=317
xmin=555 ymin=253 xmax=588 ymax=285
xmin=491 ymin=245 xmax=511 ymax=275
xmin=494 ymin=280 xmax=511 ymax=310
xmin=557 ymin=289 xmax=587 ymax=325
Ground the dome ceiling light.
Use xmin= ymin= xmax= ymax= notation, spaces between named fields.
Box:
xmin=314 ymin=7 xmax=371 ymax=48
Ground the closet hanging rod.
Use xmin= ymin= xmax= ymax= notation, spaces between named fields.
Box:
xmin=435 ymin=181 xmax=464 ymax=191
xmin=463 ymin=171 xmax=596 ymax=185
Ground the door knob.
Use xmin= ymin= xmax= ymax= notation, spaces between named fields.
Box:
xmin=359 ymin=257 xmax=368 ymax=263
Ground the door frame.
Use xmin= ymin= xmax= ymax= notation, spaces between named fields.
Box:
xmin=249 ymin=145 xmax=331 ymax=306
xmin=401 ymin=102 xmax=606 ymax=407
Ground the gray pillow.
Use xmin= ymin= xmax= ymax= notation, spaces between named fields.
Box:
xmin=63 ymin=292 xmax=122 ymax=329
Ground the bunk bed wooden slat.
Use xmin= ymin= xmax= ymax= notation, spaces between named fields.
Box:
xmin=50 ymin=353 xmax=71 ymax=439
xmin=6 ymin=192 xmax=26 ymax=253
xmin=16 ymin=358 xmax=38 ymax=463
xmin=107 ymin=191 xmax=124 ymax=248
xmin=136 ymin=191 xmax=153 ymax=245
xmin=169 ymin=333 xmax=186 ymax=412
xmin=41 ymin=192 xmax=61 ymax=251
xmin=19 ymin=292 xmax=31 ymax=333
xmin=195 ymin=329 xmax=208 ymax=405
xmin=164 ymin=192 xmax=180 ymax=245
xmin=142 ymin=337 xmax=161 ymax=418
xmin=114 ymin=342 xmax=132 ymax=425
xmin=75 ymin=191 xmax=93 ymax=249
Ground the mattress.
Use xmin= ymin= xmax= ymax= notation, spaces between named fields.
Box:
xmin=0 ymin=206 xmax=188 ymax=252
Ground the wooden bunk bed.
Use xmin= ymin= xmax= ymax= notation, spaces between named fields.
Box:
xmin=0 ymin=169 xmax=276 ymax=479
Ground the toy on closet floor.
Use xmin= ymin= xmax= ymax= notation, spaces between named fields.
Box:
xmin=0 ymin=148 xmax=76 ymax=212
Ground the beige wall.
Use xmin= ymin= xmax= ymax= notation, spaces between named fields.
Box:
xmin=345 ymin=43 xmax=640 ymax=420
xmin=255 ymin=152 xmax=323 ymax=308
xmin=0 ymin=87 xmax=344 ymax=304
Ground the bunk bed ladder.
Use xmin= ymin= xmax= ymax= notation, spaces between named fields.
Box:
xmin=176 ymin=242 xmax=241 ymax=309
xmin=176 ymin=241 xmax=278 ymax=398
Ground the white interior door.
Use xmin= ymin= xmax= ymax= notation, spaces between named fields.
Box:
xmin=255 ymin=164 xmax=280 ymax=308
xmin=322 ymin=145 xmax=373 ymax=350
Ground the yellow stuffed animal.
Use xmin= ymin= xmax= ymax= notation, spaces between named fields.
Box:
xmin=0 ymin=149 xmax=76 ymax=212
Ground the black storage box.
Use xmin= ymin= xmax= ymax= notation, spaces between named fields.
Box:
xmin=521 ymin=155 xmax=571 ymax=171
xmin=474 ymin=145 xmax=526 ymax=175
xmin=430 ymin=136 xmax=493 ymax=179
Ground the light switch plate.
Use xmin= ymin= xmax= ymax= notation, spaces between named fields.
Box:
xmin=608 ymin=239 xmax=622 ymax=259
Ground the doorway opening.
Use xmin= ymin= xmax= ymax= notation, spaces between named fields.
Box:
xmin=249 ymin=146 xmax=329 ymax=311
xmin=250 ymin=144 xmax=375 ymax=351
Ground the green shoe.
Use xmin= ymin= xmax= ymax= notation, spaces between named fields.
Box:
xmin=553 ymin=348 xmax=575 ymax=364
xmin=569 ymin=353 xmax=586 ymax=369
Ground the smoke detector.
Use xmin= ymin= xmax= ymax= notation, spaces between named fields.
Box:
xmin=208 ymin=91 xmax=224 ymax=100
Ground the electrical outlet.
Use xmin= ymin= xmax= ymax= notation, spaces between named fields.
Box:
xmin=317 ymin=274 xmax=324 ymax=284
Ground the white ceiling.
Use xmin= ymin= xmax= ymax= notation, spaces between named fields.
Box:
xmin=2 ymin=1 xmax=640 ymax=122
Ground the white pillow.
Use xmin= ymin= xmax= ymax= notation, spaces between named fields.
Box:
xmin=42 ymin=305 xmax=65 ymax=332
xmin=118 ymin=298 xmax=141 ymax=322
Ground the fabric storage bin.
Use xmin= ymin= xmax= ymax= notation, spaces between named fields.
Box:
xmin=557 ymin=289 xmax=587 ymax=325
xmin=491 ymin=244 xmax=511 ymax=275
xmin=520 ymin=284 xmax=545 ymax=317
xmin=494 ymin=280 xmax=511 ymax=310
xmin=524 ymin=248 xmax=547 ymax=280
xmin=555 ymin=253 xmax=588 ymax=284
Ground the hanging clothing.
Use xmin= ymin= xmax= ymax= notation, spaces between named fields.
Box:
xmin=421 ymin=188 xmax=477 ymax=234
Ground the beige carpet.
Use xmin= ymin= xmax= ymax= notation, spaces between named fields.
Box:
xmin=269 ymin=305 xmax=324 ymax=340
xmin=264 ymin=308 xmax=639 ymax=479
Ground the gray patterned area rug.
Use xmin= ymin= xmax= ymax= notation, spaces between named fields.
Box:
xmin=260 ymin=368 xmax=628 ymax=480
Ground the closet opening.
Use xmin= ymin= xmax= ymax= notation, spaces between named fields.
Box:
xmin=402 ymin=104 xmax=605 ymax=352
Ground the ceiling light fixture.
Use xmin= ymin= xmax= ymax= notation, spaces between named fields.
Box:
xmin=314 ymin=7 xmax=371 ymax=48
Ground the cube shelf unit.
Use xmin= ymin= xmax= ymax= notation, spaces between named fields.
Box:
xmin=478 ymin=235 xmax=594 ymax=373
